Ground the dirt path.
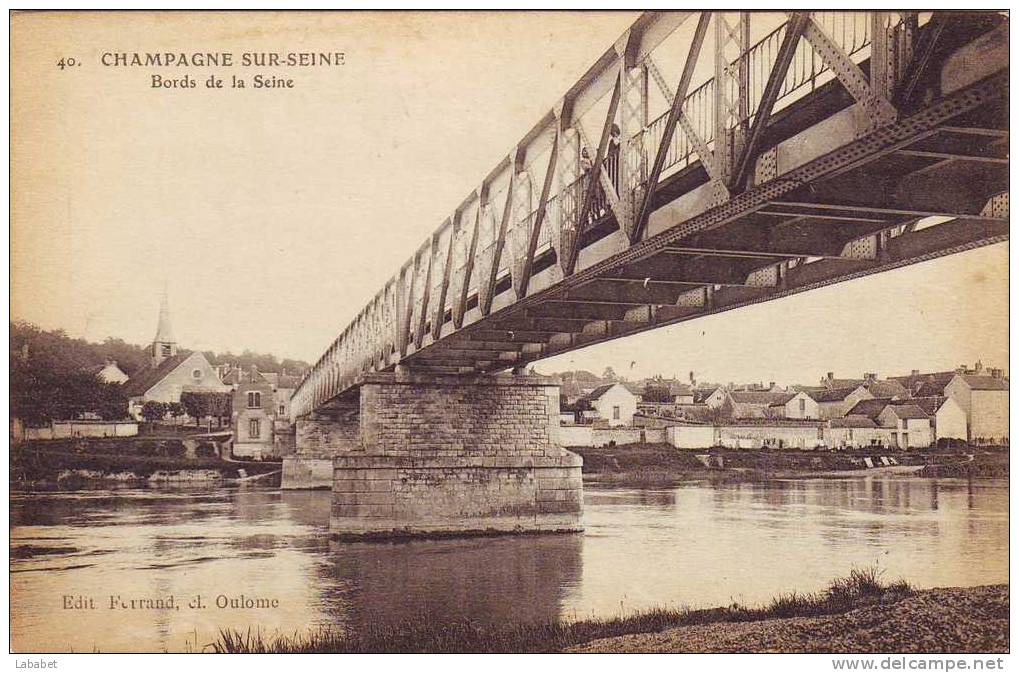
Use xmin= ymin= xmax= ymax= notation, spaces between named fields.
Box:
xmin=567 ymin=585 xmax=1008 ymax=653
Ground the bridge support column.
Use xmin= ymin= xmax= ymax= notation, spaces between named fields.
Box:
xmin=282 ymin=404 xmax=360 ymax=489
xmin=331 ymin=372 xmax=583 ymax=539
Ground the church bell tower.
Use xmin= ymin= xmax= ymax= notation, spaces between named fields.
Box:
xmin=151 ymin=291 xmax=177 ymax=367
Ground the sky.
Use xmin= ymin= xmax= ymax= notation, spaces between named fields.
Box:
xmin=11 ymin=11 xmax=1009 ymax=385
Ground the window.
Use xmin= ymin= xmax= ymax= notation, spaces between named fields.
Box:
xmin=192 ymin=369 xmax=203 ymax=380
xmin=279 ymin=404 xmax=286 ymax=415
xmin=799 ymin=399 xmax=806 ymax=413
xmin=248 ymin=419 xmax=260 ymax=439
xmin=247 ymin=391 xmax=261 ymax=408
xmin=612 ymin=405 xmax=620 ymax=420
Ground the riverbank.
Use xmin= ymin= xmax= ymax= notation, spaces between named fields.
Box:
xmin=574 ymin=443 xmax=1007 ymax=486
xmin=10 ymin=439 xmax=281 ymax=488
xmin=569 ymin=584 xmax=1008 ymax=653
xmin=213 ymin=569 xmax=1005 ymax=653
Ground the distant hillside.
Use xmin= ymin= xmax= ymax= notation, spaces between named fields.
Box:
xmin=9 ymin=322 xmax=311 ymax=377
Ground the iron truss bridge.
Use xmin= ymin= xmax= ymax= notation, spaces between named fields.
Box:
xmin=291 ymin=11 xmax=1008 ymax=419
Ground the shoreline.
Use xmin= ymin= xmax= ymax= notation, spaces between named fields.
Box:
xmin=210 ymin=573 xmax=1008 ymax=654
xmin=575 ymin=444 xmax=1008 ymax=487
xmin=568 ymin=584 xmax=1008 ymax=654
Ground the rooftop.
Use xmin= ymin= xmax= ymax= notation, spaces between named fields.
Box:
xmin=728 ymin=391 xmax=793 ymax=405
xmin=806 ymin=386 xmax=863 ymax=403
xmin=845 ymin=397 xmax=894 ymax=421
xmin=124 ymin=351 xmax=193 ymax=397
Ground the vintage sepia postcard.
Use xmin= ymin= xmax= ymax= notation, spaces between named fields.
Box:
xmin=8 ymin=8 xmax=1010 ymax=663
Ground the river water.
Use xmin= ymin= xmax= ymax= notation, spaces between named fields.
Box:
xmin=10 ymin=474 xmax=1008 ymax=652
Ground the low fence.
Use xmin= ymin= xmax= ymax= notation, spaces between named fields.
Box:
xmin=14 ymin=420 xmax=139 ymax=442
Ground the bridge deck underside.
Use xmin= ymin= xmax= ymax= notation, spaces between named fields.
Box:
xmin=393 ymin=101 xmax=1007 ymax=377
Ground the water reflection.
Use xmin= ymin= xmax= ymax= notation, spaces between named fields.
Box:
xmin=10 ymin=475 xmax=1008 ymax=652
xmin=317 ymin=534 xmax=583 ymax=631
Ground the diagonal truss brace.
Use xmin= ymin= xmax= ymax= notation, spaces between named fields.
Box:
xmin=645 ymin=54 xmax=727 ymax=199
xmin=799 ymin=14 xmax=897 ymax=129
xmin=632 ymin=12 xmax=713 ymax=243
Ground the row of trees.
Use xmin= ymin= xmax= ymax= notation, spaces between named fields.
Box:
xmin=139 ymin=393 xmax=232 ymax=426
xmin=11 ymin=367 xmax=128 ymax=425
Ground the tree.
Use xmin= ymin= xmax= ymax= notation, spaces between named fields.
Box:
xmin=180 ymin=392 xmax=204 ymax=424
xmin=602 ymin=367 xmax=617 ymax=382
xmin=141 ymin=401 xmax=167 ymax=421
xmin=93 ymin=382 xmax=128 ymax=420
xmin=180 ymin=391 xmax=233 ymax=426
xmin=642 ymin=383 xmax=673 ymax=403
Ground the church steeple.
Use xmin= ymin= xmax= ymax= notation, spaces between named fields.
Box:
xmin=151 ymin=290 xmax=177 ymax=367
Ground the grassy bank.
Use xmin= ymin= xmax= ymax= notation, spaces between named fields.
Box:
xmin=573 ymin=443 xmax=931 ymax=486
xmin=917 ymin=451 xmax=1009 ymax=478
xmin=570 ymin=584 xmax=1008 ymax=653
xmin=213 ymin=568 xmax=913 ymax=653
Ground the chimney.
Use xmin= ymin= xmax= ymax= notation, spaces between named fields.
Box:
xmin=957 ymin=364 xmax=968 ymax=374
xmin=864 ymin=373 xmax=876 ymax=383
xmin=991 ymin=368 xmax=1003 ymax=380
xmin=827 ymin=372 xmax=834 ymax=381
xmin=911 ymin=369 xmax=920 ymax=377
xmin=974 ymin=360 xmax=984 ymax=374
xmin=769 ymin=381 xmax=775 ymax=389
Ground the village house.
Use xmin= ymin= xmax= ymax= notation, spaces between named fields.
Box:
xmin=766 ymin=391 xmax=819 ymax=420
xmin=87 ymin=360 xmax=129 ymax=385
xmin=228 ymin=367 xmax=276 ymax=459
xmin=124 ymin=295 xmax=229 ymax=419
xmin=891 ymin=363 xmax=1008 ymax=443
xmin=695 ymin=386 xmax=728 ymax=408
xmin=844 ymin=398 xmax=895 ymax=424
xmin=944 ymin=373 xmax=1009 ymax=444
xmin=272 ymin=373 xmax=301 ymax=421
xmin=579 ymin=383 xmax=638 ymax=427
xmin=819 ymin=372 xmax=908 ymax=398
xmin=823 ymin=416 xmax=893 ymax=449
xmin=908 ymin=396 xmax=967 ymax=443
xmin=726 ymin=390 xmax=796 ymax=419
xmin=877 ymin=404 xmax=933 ymax=449
xmin=807 ymin=385 xmax=874 ymax=420
xmin=844 ymin=398 xmax=933 ymax=449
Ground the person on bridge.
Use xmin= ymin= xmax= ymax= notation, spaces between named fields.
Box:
xmin=606 ymin=123 xmax=622 ymax=212
xmin=579 ymin=147 xmax=597 ymax=226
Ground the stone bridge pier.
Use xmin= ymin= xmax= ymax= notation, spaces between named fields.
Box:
xmin=282 ymin=371 xmax=583 ymax=538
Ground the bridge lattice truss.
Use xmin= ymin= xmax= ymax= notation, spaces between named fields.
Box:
xmin=292 ymin=11 xmax=1009 ymax=418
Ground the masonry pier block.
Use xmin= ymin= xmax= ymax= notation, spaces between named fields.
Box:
xmin=281 ymin=404 xmax=360 ymax=489
xmin=324 ymin=372 xmax=583 ymax=538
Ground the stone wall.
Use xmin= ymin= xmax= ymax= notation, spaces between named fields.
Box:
xmin=12 ymin=420 xmax=139 ymax=442
xmin=359 ymin=374 xmax=559 ymax=456
xmin=558 ymin=425 xmax=665 ymax=447
xmin=295 ymin=406 xmax=360 ymax=459
xmin=282 ymin=405 xmax=360 ymax=489
xmin=332 ymin=453 xmax=582 ymax=536
xmin=332 ymin=372 xmax=583 ymax=538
